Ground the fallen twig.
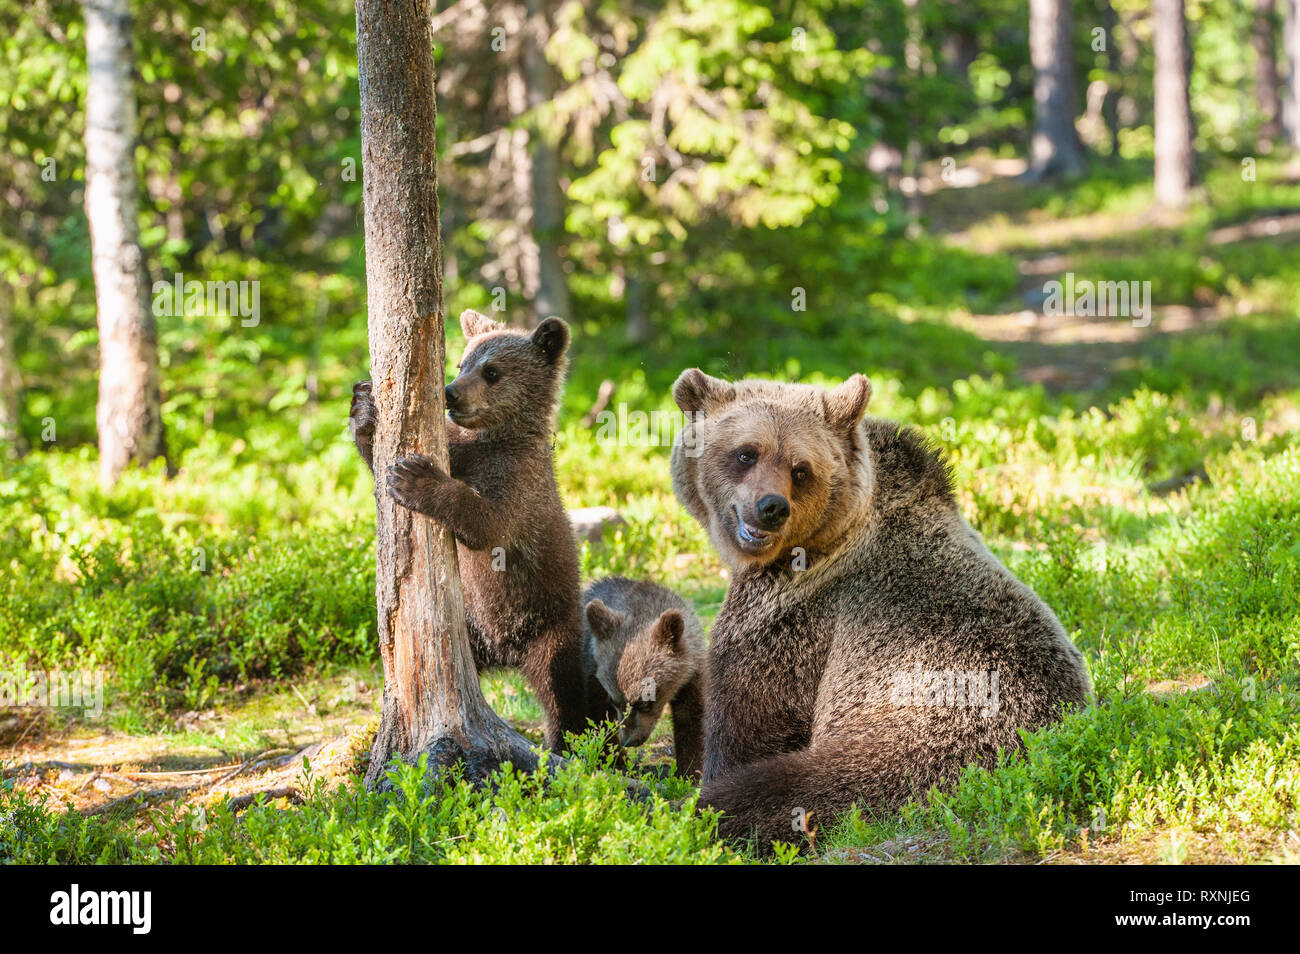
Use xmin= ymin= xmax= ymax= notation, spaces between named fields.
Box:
xmin=225 ymin=787 xmax=303 ymax=813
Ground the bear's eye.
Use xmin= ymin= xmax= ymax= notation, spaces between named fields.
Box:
xmin=736 ymin=449 xmax=757 ymax=467
xmin=792 ymin=465 xmax=812 ymax=485
xmin=482 ymin=365 xmax=500 ymax=384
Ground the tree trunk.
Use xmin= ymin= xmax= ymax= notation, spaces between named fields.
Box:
xmin=83 ymin=0 xmax=165 ymax=489
xmin=506 ymin=47 xmax=542 ymax=323
xmin=902 ymin=0 xmax=924 ymax=235
xmin=524 ymin=0 xmax=572 ymax=325
xmin=355 ymin=0 xmax=538 ymax=788
xmin=1028 ymin=0 xmax=1086 ymax=179
xmin=0 ymin=280 xmax=21 ymax=455
xmin=1255 ymin=0 xmax=1282 ymax=145
xmin=1098 ymin=0 xmax=1122 ymax=157
xmin=1285 ymin=0 xmax=1300 ymax=148
xmin=1153 ymin=0 xmax=1197 ymax=208
xmin=624 ymin=269 xmax=649 ymax=344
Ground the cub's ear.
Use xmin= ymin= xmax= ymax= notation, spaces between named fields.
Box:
xmin=823 ymin=374 xmax=872 ymax=433
xmin=460 ymin=309 xmax=503 ymax=339
xmin=672 ymin=368 xmax=735 ymax=418
xmin=584 ymin=599 xmax=625 ymax=640
xmin=531 ymin=317 xmax=570 ymax=364
xmin=652 ymin=609 xmax=685 ymax=651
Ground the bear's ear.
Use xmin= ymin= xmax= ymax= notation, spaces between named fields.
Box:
xmin=672 ymin=368 xmax=735 ymax=417
xmin=531 ymin=317 xmax=570 ymax=364
xmin=823 ymin=374 xmax=872 ymax=433
xmin=460 ymin=309 xmax=503 ymax=339
xmin=584 ymin=599 xmax=625 ymax=639
xmin=652 ymin=609 xmax=685 ymax=651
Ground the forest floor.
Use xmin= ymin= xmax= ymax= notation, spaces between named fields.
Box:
xmin=4 ymin=155 xmax=1298 ymax=864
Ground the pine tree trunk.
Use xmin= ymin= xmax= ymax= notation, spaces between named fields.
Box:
xmin=1098 ymin=0 xmax=1122 ymax=157
xmin=506 ymin=48 xmax=542 ymax=322
xmin=83 ymin=0 xmax=164 ymax=489
xmin=1285 ymin=0 xmax=1300 ymax=148
xmin=625 ymin=271 xmax=649 ymax=344
xmin=355 ymin=0 xmax=538 ymax=788
xmin=1255 ymin=0 xmax=1282 ymax=144
xmin=0 ymin=279 xmax=21 ymax=454
xmin=1028 ymin=0 xmax=1086 ymax=179
xmin=525 ymin=0 xmax=572 ymax=324
xmin=1153 ymin=0 xmax=1197 ymax=208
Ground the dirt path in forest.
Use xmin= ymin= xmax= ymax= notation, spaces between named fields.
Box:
xmin=1 ymin=675 xmax=380 ymax=816
xmin=918 ymin=155 xmax=1298 ymax=394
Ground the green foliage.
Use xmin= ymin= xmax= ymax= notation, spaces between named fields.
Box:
xmin=0 ymin=448 xmax=377 ymax=718
xmin=2 ymin=738 xmax=748 ymax=864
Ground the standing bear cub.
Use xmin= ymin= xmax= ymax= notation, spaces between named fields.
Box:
xmin=581 ymin=576 xmax=706 ymax=778
xmin=670 ymin=369 xmax=1090 ymax=847
xmin=349 ymin=309 xmax=602 ymax=752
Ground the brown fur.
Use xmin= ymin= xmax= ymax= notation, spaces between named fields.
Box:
xmin=581 ymin=576 xmax=707 ymax=778
xmin=670 ymin=369 xmax=1091 ymax=849
xmin=349 ymin=310 xmax=602 ymax=752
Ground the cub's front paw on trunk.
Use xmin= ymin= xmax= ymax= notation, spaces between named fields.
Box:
xmin=349 ymin=381 xmax=375 ymax=437
xmin=386 ymin=454 xmax=448 ymax=514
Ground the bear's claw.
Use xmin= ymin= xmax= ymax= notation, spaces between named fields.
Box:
xmin=386 ymin=454 xmax=447 ymax=511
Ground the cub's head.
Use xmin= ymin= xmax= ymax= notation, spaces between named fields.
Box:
xmin=443 ymin=309 xmax=570 ymax=432
xmin=584 ymin=600 xmax=695 ymax=748
xmin=670 ymin=369 xmax=873 ymax=569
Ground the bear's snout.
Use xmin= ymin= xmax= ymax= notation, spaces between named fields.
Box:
xmin=444 ymin=384 xmax=461 ymax=409
xmin=754 ymin=493 xmax=790 ymax=531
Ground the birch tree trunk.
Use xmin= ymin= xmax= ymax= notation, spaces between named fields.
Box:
xmin=1027 ymin=0 xmax=1086 ymax=179
xmin=83 ymin=0 xmax=165 ymax=488
xmin=355 ymin=0 xmax=538 ymax=787
xmin=1153 ymin=0 xmax=1197 ymax=208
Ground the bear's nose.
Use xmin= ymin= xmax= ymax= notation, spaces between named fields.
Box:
xmin=754 ymin=494 xmax=790 ymax=530
xmin=444 ymin=385 xmax=460 ymax=409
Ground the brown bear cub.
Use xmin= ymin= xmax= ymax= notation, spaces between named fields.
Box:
xmin=349 ymin=309 xmax=604 ymax=752
xmin=670 ymin=369 xmax=1091 ymax=847
xmin=581 ymin=576 xmax=706 ymax=778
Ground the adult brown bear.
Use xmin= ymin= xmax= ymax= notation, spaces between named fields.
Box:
xmin=670 ymin=369 xmax=1091 ymax=848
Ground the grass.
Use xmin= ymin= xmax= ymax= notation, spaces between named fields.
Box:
xmin=2 ymin=155 xmax=1298 ymax=864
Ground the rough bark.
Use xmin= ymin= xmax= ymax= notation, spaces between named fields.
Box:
xmin=0 ymin=280 xmax=21 ymax=454
xmin=1027 ymin=0 xmax=1086 ymax=179
xmin=524 ymin=0 xmax=572 ymax=325
xmin=83 ymin=0 xmax=165 ymax=488
xmin=1255 ymin=0 xmax=1282 ymax=144
xmin=1153 ymin=0 xmax=1197 ymax=208
xmin=355 ymin=0 xmax=539 ymax=788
